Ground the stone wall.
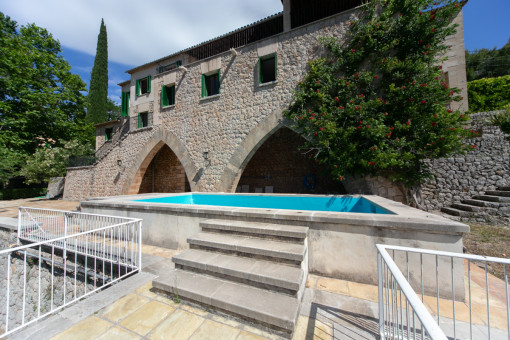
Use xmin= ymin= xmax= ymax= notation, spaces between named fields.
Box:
xmin=63 ymin=166 xmax=93 ymax=201
xmin=421 ymin=111 xmax=510 ymax=211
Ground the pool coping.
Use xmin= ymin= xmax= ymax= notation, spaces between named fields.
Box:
xmin=81 ymin=193 xmax=469 ymax=235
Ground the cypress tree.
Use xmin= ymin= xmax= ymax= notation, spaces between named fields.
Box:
xmin=86 ymin=19 xmax=108 ymax=124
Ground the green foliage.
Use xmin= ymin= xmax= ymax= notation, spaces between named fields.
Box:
xmin=284 ymin=0 xmax=476 ymax=186
xmin=0 ymin=12 xmax=89 ymax=181
xmin=466 ymin=39 xmax=510 ymax=81
xmin=86 ymin=19 xmax=109 ymax=124
xmin=490 ymin=103 xmax=510 ymax=140
xmin=106 ymin=98 xmax=121 ymax=121
xmin=19 ymin=139 xmax=94 ymax=184
xmin=467 ymin=75 xmax=510 ymax=112
xmin=0 ymin=188 xmax=47 ymax=200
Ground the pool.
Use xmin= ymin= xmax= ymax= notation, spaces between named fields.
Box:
xmin=134 ymin=194 xmax=394 ymax=214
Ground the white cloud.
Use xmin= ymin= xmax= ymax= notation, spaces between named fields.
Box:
xmin=1 ymin=0 xmax=283 ymax=65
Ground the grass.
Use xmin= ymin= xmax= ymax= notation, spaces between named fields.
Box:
xmin=463 ymin=223 xmax=510 ymax=280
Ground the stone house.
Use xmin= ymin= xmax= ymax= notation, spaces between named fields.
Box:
xmin=64 ymin=0 xmax=469 ymax=201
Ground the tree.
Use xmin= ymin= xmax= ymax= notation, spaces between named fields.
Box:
xmin=466 ymin=39 xmax=510 ymax=81
xmin=0 ymin=12 xmax=88 ymax=181
xmin=284 ymin=0 xmax=476 ymax=190
xmin=86 ymin=19 xmax=109 ymax=124
xmin=106 ymin=98 xmax=121 ymax=121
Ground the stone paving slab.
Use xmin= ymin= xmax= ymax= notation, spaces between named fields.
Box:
xmin=201 ymin=219 xmax=308 ymax=239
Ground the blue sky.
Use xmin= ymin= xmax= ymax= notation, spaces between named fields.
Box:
xmin=1 ymin=0 xmax=508 ymax=104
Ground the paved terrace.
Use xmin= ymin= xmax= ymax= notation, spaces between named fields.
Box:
xmin=1 ymin=198 xmax=508 ymax=339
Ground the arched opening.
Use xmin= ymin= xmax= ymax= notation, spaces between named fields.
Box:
xmin=237 ymin=127 xmax=345 ymax=194
xmin=138 ymin=145 xmax=190 ymax=194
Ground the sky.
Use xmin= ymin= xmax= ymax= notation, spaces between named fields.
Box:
xmin=1 ymin=0 xmax=508 ymax=103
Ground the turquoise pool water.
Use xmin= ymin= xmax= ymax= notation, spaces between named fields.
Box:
xmin=135 ymin=194 xmax=394 ymax=214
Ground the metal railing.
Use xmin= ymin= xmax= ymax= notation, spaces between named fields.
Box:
xmin=377 ymin=244 xmax=510 ymax=340
xmin=0 ymin=208 xmax=142 ymax=337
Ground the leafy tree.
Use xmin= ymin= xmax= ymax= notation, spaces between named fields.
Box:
xmin=19 ymin=139 xmax=94 ymax=184
xmin=284 ymin=0 xmax=476 ymax=190
xmin=0 ymin=12 xmax=88 ymax=182
xmin=468 ymin=75 xmax=510 ymax=112
xmin=86 ymin=19 xmax=109 ymax=124
xmin=466 ymin=39 xmax=510 ymax=81
xmin=106 ymin=98 xmax=121 ymax=121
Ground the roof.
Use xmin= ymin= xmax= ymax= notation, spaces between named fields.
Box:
xmin=94 ymin=120 xmax=121 ymax=128
xmin=126 ymin=11 xmax=283 ymax=74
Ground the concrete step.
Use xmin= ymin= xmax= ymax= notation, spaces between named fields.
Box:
xmin=153 ymin=269 xmax=300 ymax=332
xmin=188 ymin=232 xmax=306 ymax=262
xmin=473 ymin=195 xmax=510 ymax=203
xmin=451 ymin=203 xmax=482 ymax=212
xmin=441 ymin=207 xmax=474 ymax=217
xmin=462 ymin=199 xmax=501 ymax=208
xmin=497 ymin=186 xmax=510 ymax=191
xmin=173 ymin=249 xmax=303 ymax=293
xmin=485 ymin=190 xmax=510 ymax=197
xmin=200 ymin=219 xmax=308 ymax=240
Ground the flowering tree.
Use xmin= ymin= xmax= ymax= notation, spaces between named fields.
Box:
xmin=284 ymin=0 xmax=476 ymax=189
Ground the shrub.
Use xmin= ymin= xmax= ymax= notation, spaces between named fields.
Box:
xmin=468 ymin=75 xmax=510 ymax=112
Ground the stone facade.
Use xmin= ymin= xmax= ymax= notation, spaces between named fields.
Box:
xmin=421 ymin=111 xmax=510 ymax=212
xmin=63 ymin=6 xmax=469 ymax=203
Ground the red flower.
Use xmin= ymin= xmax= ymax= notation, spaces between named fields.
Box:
xmin=298 ymin=116 xmax=302 ymax=120
xmin=355 ymin=72 xmax=360 ymax=77
xmin=390 ymin=127 xmax=394 ymax=130
xmin=345 ymin=82 xmax=350 ymax=85
xmin=420 ymin=83 xmax=428 ymax=87
xmin=334 ymin=97 xmax=339 ymax=102
xmin=314 ymin=132 xmax=318 ymax=136
xmin=355 ymin=106 xmax=361 ymax=110
xmin=316 ymin=80 xmax=320 ymax=84
xmin=359 ymin=121 xmax=363 ymax=124
xmin=351 ymin=49 xmax=357 ymax=53
xmin=338 ymin=106 xmax=345 ymax=109
xmin=432 ymin=28 xmax=437 ymax=32
xmin=408 ymin=98 xmax=414 ymax=102
xmin=472 ymin=145 xmax=477 ymax=148
xmin=432 ymin=122 xmax=437 ymax=127
xmin=439 ymin=65 xmax=443 ymax=70
xmin=322 ymin=113 xmax=326 ymax=116
xmin=433 ymin=114 xmax=438 ymax=118
xmin=368 ymin=161 xmax=375 ymax=166
xmin=357 ymin=126 xmax=362 ymax=130
xmin=402 ymin=86 xmax=406 ymax=89
xmin=339 ymin=176 xmax=344 ymax=181
xmin=430 ymin=14 xmax=435 ymax=21
xmin=450 ymin=91 xmax=454 ymax=96
xmin=421 ymin=100 xmax=426 ymax=104
xmin=386 ymin=132 xmax=392 ymax=138
xmin=366 ymin=125 xmax=370 ymax=129
xmin=447 ymin=109 xmax=453 ymax=113
xmin=316 ymin=89 xmax=319 ymax=93
xmin=310 ymin=117 xmax=314 ymax=120
xmin=459 ymin=114 xmax=463 ymax=118
xmin=334 ymin=165 xmax=338 ymax=168
xmin=308 ymin=109 xmax=312 ymax=113
xmin=371 ymin=147 xmax=377 ymax=151
xmin=374 ymin=75 xmax=379 ymax=79
xmin=406 ymin=121 xmax=411 ymax=125
xmin=349 ymin=21 xmax=354 ymax=26
xmin=359 ymin=94 xmax=364 ymax=98
xmin=419 ymin=39 xmax=423 ymax=45
xmin=384 ymin=112 xmax=388 ymax=116
xmin=320 ymin=127 xmax=324 ymax=131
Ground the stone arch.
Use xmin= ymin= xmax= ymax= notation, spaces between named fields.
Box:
xmin=122 ymin=129 xmax=197 ymax=195
xmin=217 ymin=109 xmax=293 ymax=192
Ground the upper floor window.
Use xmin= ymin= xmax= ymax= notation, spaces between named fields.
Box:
xmin=158 ymin=60 xmax=182 ymax=73
xmin=105 ymin=127 xmax=113 ymax=141
xmin=136 ymin=75 xmax=151 ymax=96
xmin=259 ymin=53 xmax=277 ymax=84
xmin=161 ymin=84 xmax=176 ymax=107
xmin=121 ymin=91 xmax=130 ymax=116
xmin=138 ymin=111 xmax=149 ymax=128
xmin=202 ymin=70 xmax=220 ymax=97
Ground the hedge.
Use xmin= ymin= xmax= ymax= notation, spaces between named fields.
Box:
xmin=0 ymin=188 xmax=47 ymax=200
xmin=468 ymin=75 xmax=510 ymax=112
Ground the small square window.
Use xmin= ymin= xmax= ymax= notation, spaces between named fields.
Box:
xmin=162 ymin=84 xmax=175 ymax=107
xmin=105 ymin=127 xmax=113 ymax=141
xmin=138 ymin=112 xmax=149 ymax=128
xmin=259 ymin=53 xmax=277 ymax=84
xmin=136 ymin=75 xmax=151 ymax=96
xmin=202 ymin=71 xmax=220 ymax=97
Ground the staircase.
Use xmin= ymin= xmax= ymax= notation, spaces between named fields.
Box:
xmin=153 ymin=219 xmax=309 ymax=336
xmin=441 ymin=186 xmax=510 ymax=221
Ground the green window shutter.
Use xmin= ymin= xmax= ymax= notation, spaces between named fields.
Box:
xmin=176 ymin=60 xmax=182 ymax=67
xmin=147 ymin=75 xmax=151 ymax=93
xmin=105 ymin=131 xmax=108 ymax=141
xmin=258 ymin=57 xmax=262 ymax=83
xmin=170 ymin=86 xmax=175 ymax=105
xmin=121 ymin=92 xmax=125 ymax=115
xmin=136 ymin=79 xmax=140 ymax=96
xmin=137 ymin=113 xmax=141 ymax=128
xmin=121 ymin=92 xmax=129 ymax=116
xmin=161 ymin=85 xmax=168 ymax=106
xmin=201 ymin=74 xmax=206 ymax=97
xmin=274 ymin=53 xmax=278 ymax=79
xmin=217 ymin=70 xmax=221 ymax=94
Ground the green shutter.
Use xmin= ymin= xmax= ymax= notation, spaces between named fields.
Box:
xmin=136 ymin=79 xmax=140 ymax=96
xmin=258 ymin=57 xmax=262 ymax=83
xmin=161 ymin=85 xmax=168 ymax=106
xmin=176 ymin=60 xmax=182 ymax=67
xmin=121 ymin=92 xmax=130 ymax=116
xmin=147 ymin=75 xmax=151 ymax=93
xmin=201 ymin=74 xmax=206 ymax=97
xmin=137 ymin=113 xmax=141 ymax=128
xmin=274 ymin=53 xmax=277 ymax=80
xmin=170 ymin=86 xmax=175 ymax=105
xmin=217 ymin=70 xmax=221 ymax=94
xmin=105 ymin=130 xmax=108 ymax=141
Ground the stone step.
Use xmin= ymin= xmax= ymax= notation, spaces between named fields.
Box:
xmin=188 ymin=232 xmax=306 ymax=262
xmin=172 ymin=249 xmax=303 ymax=293
xmin=485 ymin=190 xmax=510 ymax=197
xmin=153 ymin=269 xmax=300 ymax=332
xmin=200 ymin=219 xmax=308 ymax=240
xmin=451 ymin=203 xmax=482 ymax=212
xmin=462 ymin=199 xmax=505 ymax=208
xmin=441 ymin=207 xmax=474 ymax=217
xmin=497 ymin=186 xmax=510 ymax=191
xmin=473 ymin=195 xmax=510 ymax=203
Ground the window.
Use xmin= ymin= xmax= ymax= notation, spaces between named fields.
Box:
xmin=201 ymin=70 xmax=220 ymax=97
xmin=158 ymin=60 xmax=182 ymax=73
xmin=105 ymin=127 xmax=113 ymax=141
xmin=121 ymin=91 xmax=130 ymax=116
xmin=161 ymin=84 xmax=175 ymax=107
xmin=259 ymin=53 xmax=277 ymax=84
xmin=138 ymin=112 xmax=149 ymax=128
xmin=136 ymin=75 xmax=151 ymax=95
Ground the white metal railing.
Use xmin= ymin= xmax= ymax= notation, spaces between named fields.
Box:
xmin=0 ymin=208 xmax=142 ymax=337
xmin=377 ymin=244 xmax=510 ymax=340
